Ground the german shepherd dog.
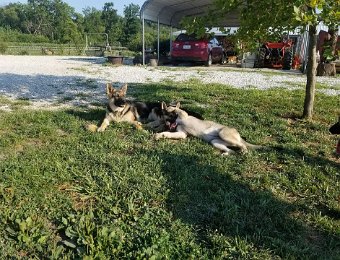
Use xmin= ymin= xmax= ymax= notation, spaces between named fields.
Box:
xmin=155 ymin=102 xmax=262 ymax=155
xmin=96 ymin=84 xmax=204 ymax=133
xmin=97 ymin=83 xmax=165 ymax=132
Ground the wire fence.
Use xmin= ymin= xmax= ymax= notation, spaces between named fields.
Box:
xmin=1 ymin=44 xmax=129 ymax=56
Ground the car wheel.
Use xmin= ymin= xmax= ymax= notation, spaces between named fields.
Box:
xmin=205 ymin=53 xmax=212 ymax=67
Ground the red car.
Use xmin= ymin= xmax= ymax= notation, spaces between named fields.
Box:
xmin=171 ymin=33 xmax=225 ymax=66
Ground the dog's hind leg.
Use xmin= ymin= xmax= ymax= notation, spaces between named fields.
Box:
xmin=218 ymin=127 xmax=248 ymax=153
xmin=210 ymin=139 xmax=235 ymax=156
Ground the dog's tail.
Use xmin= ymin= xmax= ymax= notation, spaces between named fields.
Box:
xmin=242 ymin=140 xmax=263 ymax=150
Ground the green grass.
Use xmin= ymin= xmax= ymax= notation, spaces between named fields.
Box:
xmin=0 ymin=82 xmax=339 ymax=259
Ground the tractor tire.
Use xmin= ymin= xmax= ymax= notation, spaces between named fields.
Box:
xmin=254 ymin=48 xmax=266 ymax=68
xmin=283 ymin=49 xmax=293 ymax=70
xmin=219 ymin=53 xmax=227 ymax=65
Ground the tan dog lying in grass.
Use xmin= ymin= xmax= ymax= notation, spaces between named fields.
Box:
xmin=155 ymin=102 xmax=262 ymax=155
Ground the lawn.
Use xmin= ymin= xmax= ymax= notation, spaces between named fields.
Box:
xmin=0 ymin=80 xmax=339 ymax=259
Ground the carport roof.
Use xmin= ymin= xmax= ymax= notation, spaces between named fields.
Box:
xmin=140 ymin=0 xmax=240 ymax=28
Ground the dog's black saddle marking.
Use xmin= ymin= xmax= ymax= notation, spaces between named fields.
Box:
xmin=329 ymin=121 xmax=340 ymax=135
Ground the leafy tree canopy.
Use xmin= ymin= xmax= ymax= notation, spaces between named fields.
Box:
xmin=182 ymin=0 xmax=339 ymax=51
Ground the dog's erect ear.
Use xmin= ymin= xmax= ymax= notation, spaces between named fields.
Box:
xmin=176 ymin=102 xmax=181 ymax=109
xmin=118 ymin=83 xmax=128 ymax=97
xmin=106 ymin=83 xmax=115 ymax=97
xmin=161 ymin=101 xmax=167 ymax=110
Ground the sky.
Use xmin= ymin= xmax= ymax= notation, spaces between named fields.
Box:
xmin=2 ymin=0 xmax=146 ymax=16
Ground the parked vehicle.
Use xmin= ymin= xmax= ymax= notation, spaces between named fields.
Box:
xmin=254 ymin=39 xmax=294 ymax=70
xmin=171 ymin=33 xmax=225 ymax=66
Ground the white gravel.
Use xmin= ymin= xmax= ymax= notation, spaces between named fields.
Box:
xmin=0 ymin=55 xmax=339 ymax=110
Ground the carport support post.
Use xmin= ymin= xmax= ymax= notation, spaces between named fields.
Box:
xmin=142 ymin=12 xmax=145 ymax=65
xmin=157 ymin=17 xmax=160 ymax=62
xmin=170 ymin=27 xmax=173 ymax=55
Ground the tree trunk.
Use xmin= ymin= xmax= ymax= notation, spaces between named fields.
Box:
xmin=302 ymin=25 xmax=318 ymax=119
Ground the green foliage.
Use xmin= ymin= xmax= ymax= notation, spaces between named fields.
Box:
xmin=182 ymin=0 xmax=339 ymax=53
xmin=0 ymin=79 xmax=339 ymax=258
xmin=83 ymin=7 xmax=105 ymax=38
xmin=0 ymin=1 xmax=150 ymax=51
xmin=121 ymin=4 xmax=141 ymax=51
xmin=0 ymin=27 xmax=49 ymax=43
xmin=0 ymin=41 xmax=8 ymax=53
xmin=293 ymin=0 xmax=339 ymax=28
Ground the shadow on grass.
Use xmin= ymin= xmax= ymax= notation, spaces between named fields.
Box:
xmin=65 ymin=109 xmax=105 ymax=124
xmin=141 ymin=148 xmax=340 ymax=258
xmin=0 ymin=73 xmax=107 ymax=107
xmin=63 ymin=81 xmax=208 ymax=125
xmin=61 ymin=80 xmax=340 ymax=259
xmin=274 ymin=145 xmax=340 ymax=171
xmin=273 ymin=145 xmax=340 ymax=220
xmin=61 ymin=81 xmax=339 ymax=257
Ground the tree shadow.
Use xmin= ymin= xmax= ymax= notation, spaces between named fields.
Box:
xmin=272 ymin=145 xmax=340 ymax=220
xmin=65 ymin=109 xmax=105 ymax=123
xmin=0 ymin=73 xmax=107 ymax=107
xmin=141 ymin=147 xmax=340 ymax=258
xmin=273 ymin=144 xmax=340 ymax=170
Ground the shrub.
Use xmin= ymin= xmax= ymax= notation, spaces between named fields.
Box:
xmin=19 ymin=50 xmax=29 ymax=55
xmin=0 ymin=42 xmax=8 ymax=54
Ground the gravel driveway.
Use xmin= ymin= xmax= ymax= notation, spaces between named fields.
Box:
xmin=0 ymin=55 xmax=339 ymax=110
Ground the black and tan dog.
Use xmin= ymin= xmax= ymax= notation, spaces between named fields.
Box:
xmin=90 ymin=83 xmax=203 ymax=133
xmin=95 ymin=83 xmax=164 ymax=132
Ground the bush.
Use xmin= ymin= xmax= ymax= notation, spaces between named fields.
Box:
xmin=17 ymin=33 xmax=49 ymax=43
xmin=0 ymin=42 xmax=8 ymax=54
xmin=19 ymin=50 xmax=29 ymax=55
xmin=0 ymin=27 xmax=49 ymax=43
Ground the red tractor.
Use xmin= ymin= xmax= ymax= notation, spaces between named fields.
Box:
xmin=254 ymin=39 xmax=294 ymax=70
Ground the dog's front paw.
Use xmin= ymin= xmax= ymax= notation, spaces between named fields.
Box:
xmin=155 ymin=133 xmax=164 ymax=140
xmin=134 ymin=122 xmax=143 ymax=130
xmin=97 ymin=127 xmax=105 ymax=132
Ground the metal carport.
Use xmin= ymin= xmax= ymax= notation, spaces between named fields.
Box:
xmin=140 ymin=0 xmax=240 ymax=65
